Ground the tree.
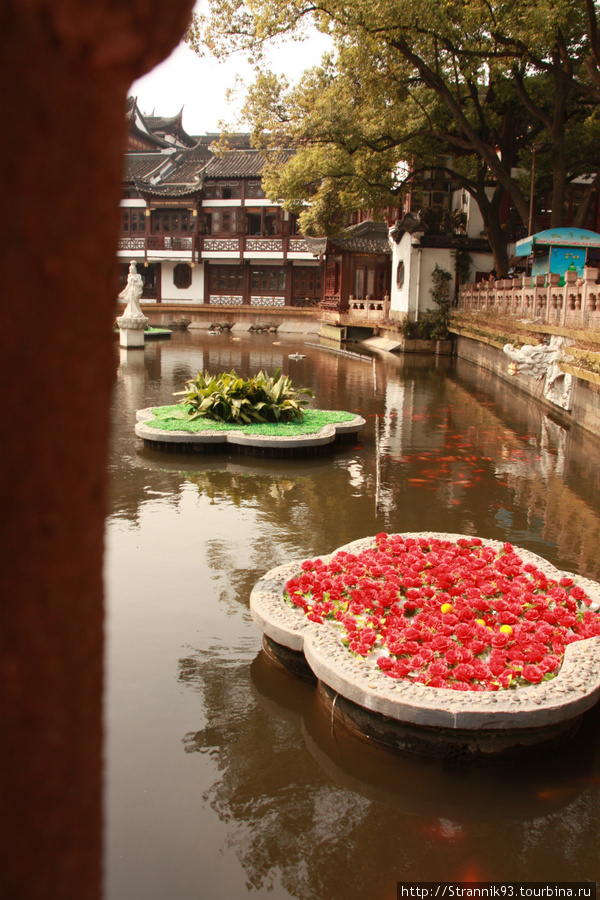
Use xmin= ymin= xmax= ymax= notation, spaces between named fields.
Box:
xmin=187 ymin=0 xmax=600 ymax=275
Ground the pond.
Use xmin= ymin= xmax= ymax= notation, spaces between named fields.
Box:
xmin=105 ymin=330 xmax=600 ymax=899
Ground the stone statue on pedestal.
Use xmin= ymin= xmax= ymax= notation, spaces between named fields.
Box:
xmin=117 ymin=261 xmax=148 ymax=347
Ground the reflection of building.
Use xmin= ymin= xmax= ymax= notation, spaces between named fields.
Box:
xmin=120 ymin=98 xmax=322 ymax=307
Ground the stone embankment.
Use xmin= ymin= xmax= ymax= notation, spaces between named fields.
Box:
xmin=450 ymin=310 xmax=600 ymax=440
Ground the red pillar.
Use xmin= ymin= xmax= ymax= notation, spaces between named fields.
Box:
xmin=0 ymin=2 xmax=194 ymax=898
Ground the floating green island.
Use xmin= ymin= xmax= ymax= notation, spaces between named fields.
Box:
xmin=135 ymin=405 xmax=366 ymax=455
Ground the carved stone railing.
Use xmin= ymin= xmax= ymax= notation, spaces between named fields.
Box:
xmin=347 ymin=298 xmax=389 ymax=323
xmin=457 ymin=268 xmax=600 ymax=331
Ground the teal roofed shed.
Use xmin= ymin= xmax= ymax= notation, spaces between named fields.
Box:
xmin=515 ymin=227 xmax=600 ymax=283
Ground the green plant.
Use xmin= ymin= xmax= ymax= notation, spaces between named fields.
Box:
xmin=416 ymin=308 xmax=450 ymax=340
xmin=398 ymin=310 xmax=449 ymax=340
xmin=455 ymin=248 xmax=472 ymax=286
xmin=173 ymin=368 xmax=313 ymax=424
xmin=429 ymin=264 xmax=453 ymax=314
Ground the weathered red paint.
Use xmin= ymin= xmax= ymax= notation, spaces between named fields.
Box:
xmin=0 ymin=2 xmax=194 ymax=897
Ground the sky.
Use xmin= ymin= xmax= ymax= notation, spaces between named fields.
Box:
xmin=130 ymin=4 xmax=332 ymax=136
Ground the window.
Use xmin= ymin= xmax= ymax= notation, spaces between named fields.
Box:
xmin=206 ymin=209 xmax=241 ymax=234
xmin=246 ymin=181 xmax=265 ymax=199
xmin=251 ymin=267 xmax=286 ymax=292
xmin=246 ymin=212 xmax=262 ymax=235
xmin=209 ymin=266 xmax=244 ymax=294
xmin=203 ymin=180 xmax=241 ymax=199
xmin=355 ymin=268 xmax=365 ymax=299
xmin=264 ymin=210 xmax=278 ymax=235
xmin=151 ymin=210 xmax=195 ymax=234
xmin=292 ymin=267 xmax=322 ymax=297
xmin=325 ymin=261 xmax=340 ymax=295
xmin=396 ymin=260 xmax=405 ymax=288
xmin=366 ymin=268 xmax=375 ymax=297
xmin=121 ymin=209 xmax=146 ymax=234
xmin=173 ymin=264 xmax=192 ymax=290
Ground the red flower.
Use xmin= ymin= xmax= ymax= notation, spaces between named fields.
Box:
xmin=428 ymin=660 xmax=449 ymax=678
xmin=287 ymin=534 xmax=599 ymax=693
xmin=454 ymin=663 xmax=476 ymax=682
xmin=522 ymin=664 xmax=544 ymax=684
xmin=491 ymin=632 xmax=510 ymax=648
xmin=376 ymin=656 xmax=394 ymax=670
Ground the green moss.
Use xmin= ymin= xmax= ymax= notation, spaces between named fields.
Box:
xmin=146 ymin=405 xmax=357 ymax=436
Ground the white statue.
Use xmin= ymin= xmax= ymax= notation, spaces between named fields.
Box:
xmin=503 ymin=336 xmax=574 ymax=410
xmin=118 ymin=261 xmax=145 ymax=320
xmin=117 ymin=261 xmax=148 ymax=347
xmin=503 ymin=342 xmax=558 ymax=380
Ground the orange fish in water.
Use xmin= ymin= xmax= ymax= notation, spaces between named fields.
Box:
xmin=459 ymin=863 xmax=484 ymax=882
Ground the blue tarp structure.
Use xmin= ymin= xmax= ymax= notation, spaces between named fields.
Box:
xmin=516 ymin=227 xmax=600 ymax=256
xmin=515 ymin=227 xmax=600 ymax=281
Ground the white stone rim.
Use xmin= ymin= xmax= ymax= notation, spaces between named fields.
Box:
xmin=249 ymin=533 xmax=600 ymax=730
xmin=135 ymin=406 xmax=366 ymax=448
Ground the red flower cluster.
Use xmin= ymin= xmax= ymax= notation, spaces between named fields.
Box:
xmin=284 ymin=534 xmax=600 ymax=691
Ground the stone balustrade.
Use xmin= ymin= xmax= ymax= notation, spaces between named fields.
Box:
xmin=347 ymin=298 xmax=388 ymax=322
xmin=457 ymin=268 xmax=600 ymax=331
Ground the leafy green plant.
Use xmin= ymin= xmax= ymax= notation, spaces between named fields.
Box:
xmin=398 ymin=311 xmax=449 ymax=341
xmin=173 ymin=368 xmax=313 ymax=424
xmin=429 ymin=264 xmax=453 ymax=314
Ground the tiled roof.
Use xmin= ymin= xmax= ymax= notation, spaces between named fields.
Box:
xmin=160 ymin=144 xmax=213 ymax=184
xmin=133 ymin=179 xmax=203 ymax=197
xmin=203 ymin=150 xmax=266 ymax=178
xmin=145 ymin=110 xmax=183 ymax=130
xmin=306 ymin=221 xmax=392 ymax=255
xmin=123 ymin=153 xmax=170 ymax=183
xmin=194 ymin=133 xmax=253 ymax=150
xmin=203 ymin=148 xmax=294 ymax=178
xmin=144 ymin=110 xmax=198 ymax=148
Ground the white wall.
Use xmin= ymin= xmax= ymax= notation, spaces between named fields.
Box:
xmin=160 ymin=261 xmax=204 ymax=303
xmin=389 ymin=231 xmax=415 ymax=317
xmin=416 ymin=248 xmax=455 ymax=315
xmin=389 ymin=230 xmax=457 ymax=321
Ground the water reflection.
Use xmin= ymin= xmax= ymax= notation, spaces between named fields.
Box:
xmin=105 ymin=332 xmax=600 ymax=900
xmin=179 ymin=647 xmax=600 ymax=898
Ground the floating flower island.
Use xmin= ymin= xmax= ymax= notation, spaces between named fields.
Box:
xmin=250 ymin=533 xmax=600 ymax=758
xmin=135 ymin=405 xmax=366 ymax=455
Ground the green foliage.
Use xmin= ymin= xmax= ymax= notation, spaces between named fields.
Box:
xmin=399 ymin=310 xmax=449 ymax=341
xmin=188 ymin=0 xmax=600 ymax=274
xmin=429 ymin=264 xmax=453 ymax=313
xmin=455 ymin=249 xmax=472 ymax=286
xmin=146 ymin=405 xmax=355 ymax=435
xmin=173 ymin=369 xmax=313 ymax=424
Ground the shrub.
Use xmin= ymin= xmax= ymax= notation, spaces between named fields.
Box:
xmin=174 ymin=368 xmax=313 ymax=424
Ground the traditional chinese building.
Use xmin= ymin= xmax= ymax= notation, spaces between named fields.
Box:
xmin=305 ymin=221 xmax=393 ymax=313
xmin=120 ymin=99 xmax=322 ymax=307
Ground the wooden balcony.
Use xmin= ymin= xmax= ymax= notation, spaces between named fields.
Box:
xmin=200 ymin=235 xmax=311 ymax=257
xmin=118 ymin=234 xmax=312 ymax=261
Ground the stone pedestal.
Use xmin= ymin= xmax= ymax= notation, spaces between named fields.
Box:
xmin=117 ymin=317 xmax=147 ymax=348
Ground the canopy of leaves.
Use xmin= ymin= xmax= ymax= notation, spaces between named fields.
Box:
xmin=187 ymin=0 xmax=600 ymax=269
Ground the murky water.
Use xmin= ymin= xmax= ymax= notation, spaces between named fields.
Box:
xmin=105 ymin=331 xmax=600 ymax=899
